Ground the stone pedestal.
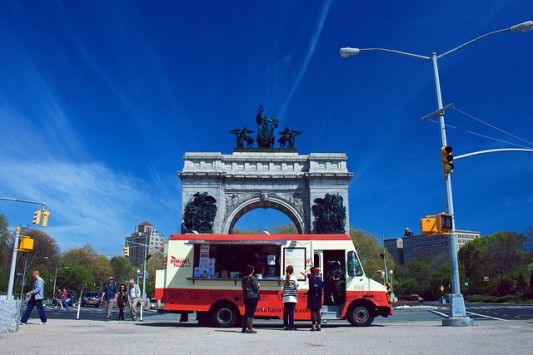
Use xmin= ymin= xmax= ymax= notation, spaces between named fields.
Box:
xmin=441 ymin=294 xmax=474 ymax=327
xmin=0 ymin=299 xmax=21 ymax=333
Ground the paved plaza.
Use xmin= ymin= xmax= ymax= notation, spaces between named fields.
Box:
xmin=2 ymin=317 xmax=532 ymax=355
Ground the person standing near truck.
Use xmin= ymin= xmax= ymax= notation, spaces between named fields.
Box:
xmin=282 ymin=265 xmax=299 ymax=330
xmin=241 ymin=264 xmax=260 ymax=333
xmin=302 ymin=267 xmax=324 ymax=331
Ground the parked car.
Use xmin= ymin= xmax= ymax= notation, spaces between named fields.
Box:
xmin=52 ymin=290 xmax=76 ymax=307
xmin=81 ymin=291 xmax=101 ymax=307
xmin=403 ymin=294 xmax=424 ymax=304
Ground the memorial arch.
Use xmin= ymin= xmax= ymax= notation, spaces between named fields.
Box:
xmin=178 ymin=151 xmax=352 ymax=234
xmin=178 ymin=106 xmax=353 ymax=235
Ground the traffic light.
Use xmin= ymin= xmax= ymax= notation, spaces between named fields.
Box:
xmin=19 ymin=236 xmax=34 ymax=252
xmin=441 ymin=146 xmax=454 ymax=176
xmin=32 ymin=210 xmax=42 ymax=225
xmin=41 ymin=209 xmax=50 ymax=227
xmin=123 ymin=246 xmax=130 ymax=257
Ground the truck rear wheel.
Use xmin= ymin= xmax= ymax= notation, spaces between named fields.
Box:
xmin=211 ymin=303 xmax=238 ymax=328
xmin=347 ymin=304 xmax=374 ymax=327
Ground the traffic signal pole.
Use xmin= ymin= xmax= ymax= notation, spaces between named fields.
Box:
xmin=7 ymin=227 xmax=21 ymax=299
xmin=1 ymin=197 xmax=47 ymax=300
xmin=430 ymin=54 xmax=472 ymax=326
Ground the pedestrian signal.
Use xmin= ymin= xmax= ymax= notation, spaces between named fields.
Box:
xmin=438 ymin=213 xmax=452 ymax=234
xmin=441 ymin=146 xmax=454 ymax=176
xmin=32 ymin=210 xmax=42 ymax=225
xmin=420 ymin=213 xmax=453 ymax=235
xmin=123 ymin=246 xmax=130 ymax=257
xmin=19 ymin=236 xmax=34 ymax=252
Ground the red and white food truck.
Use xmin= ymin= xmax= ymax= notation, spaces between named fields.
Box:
xmin=155 ymin=233 xmax=393 ymax=327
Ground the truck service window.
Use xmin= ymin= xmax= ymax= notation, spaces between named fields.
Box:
xmin=284 ymin=248 xmax=306 ymax=281
xmin=192 ymin=244 xmax=281 ymax=279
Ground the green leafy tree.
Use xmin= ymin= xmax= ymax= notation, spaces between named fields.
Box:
xmin=146 ymin=253 xmax=164 ymax=298
xmin=459 ymin=231 xmax=527 ymax=295
xmin=110 ymin=256 xmax=135 ymax=284
xmin=350 ymin=229 xmax=395 ymax=279
xmin=61 ymin=245 xmax=112 ymax=288
xmin=274 ymin=224 xmax=298 ymax=234
xmin=56 ymin=265 xmax=95 ymax=296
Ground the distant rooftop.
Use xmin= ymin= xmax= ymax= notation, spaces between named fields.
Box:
xmin=139 ymin=221 xmax=153 ymax=226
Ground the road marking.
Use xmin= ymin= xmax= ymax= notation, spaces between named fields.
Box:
xmin=429 ymin=310 xmax=449 ymax=318
xmin=466 ymin=311 xmax=509 ymax=321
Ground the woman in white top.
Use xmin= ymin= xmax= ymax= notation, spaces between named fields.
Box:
xmin=282 ymin=265 xmax=299 ymax=330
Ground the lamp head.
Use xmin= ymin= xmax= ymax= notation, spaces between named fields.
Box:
xmin=339 ymin=47 xmax=361 ymax=58
xmin=510 ymin=20 xmax=533 ymax=32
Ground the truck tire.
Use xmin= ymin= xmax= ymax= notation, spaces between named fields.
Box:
xmin=210 ymin=303 xmax=238 ymax=328
xmin=347 ymin=304 xmax=374 ymax=327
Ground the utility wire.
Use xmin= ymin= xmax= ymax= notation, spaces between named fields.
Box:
xmin=428 ymin=119 xmax=532 ymax=149
xmin=452 ymin=106 xmax=533 ymax=147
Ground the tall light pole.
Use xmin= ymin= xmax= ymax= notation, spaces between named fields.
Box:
xmin=339 ymin=20 xmax=532 ymax=326
xmin=52 ymin=266 xmax=70 ymax=297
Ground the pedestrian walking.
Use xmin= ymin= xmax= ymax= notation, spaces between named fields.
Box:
xmin=127 ymin=278 xmax=141 ymax=321
xmin=20 ymin=270 xmax=47 ymax=325
xmin=302 ymin=266 xmax=324 ymax=331
xmin=241 ymin=264 xmax=260 ymax=334
xmin=282 ymin=265 xmax=299 ymax=330
xmin=116 ymin=284 xmax=128 ymax=321
xmin=100 ymin=276 xmax=117 ymax=321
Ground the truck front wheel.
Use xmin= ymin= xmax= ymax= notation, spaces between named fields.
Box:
xmin=347 ymin=304 xmax=374 ymax=327
xmin=211 ymin=303 xmax=238 ymax=327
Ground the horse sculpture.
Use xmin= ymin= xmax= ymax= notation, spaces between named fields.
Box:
xmin=255 ymin=105 xmax=279 ymax=148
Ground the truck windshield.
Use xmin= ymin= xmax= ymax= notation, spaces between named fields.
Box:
xmin=347 ymin=251 xmax=363 ymax=277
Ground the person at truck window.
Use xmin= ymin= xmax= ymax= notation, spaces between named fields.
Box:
xmin=241 ymin=264 xmax=260 ymax=334
xmin=282 ymin=265 xmax=299 ymax=330
xmin=301 ymin=266 xmax=324 ymax=331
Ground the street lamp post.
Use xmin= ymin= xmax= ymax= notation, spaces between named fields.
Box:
xmin=339 ymin=20 xmax=532 ymax=326
xmin=52 ymin=266 xmax=70 ymax=298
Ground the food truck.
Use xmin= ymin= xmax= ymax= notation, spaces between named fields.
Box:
xmin=155 ymin=233 xmax=393 ymax=327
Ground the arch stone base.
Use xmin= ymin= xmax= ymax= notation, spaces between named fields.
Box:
xmin=179 ymin=151 xmax=353 ymax=234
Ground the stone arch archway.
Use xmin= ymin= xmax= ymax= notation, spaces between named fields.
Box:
xmin=223 ymin=195 xmax=305 ymax=234
xmin=179 ymin=151 xmax=352 ymax=234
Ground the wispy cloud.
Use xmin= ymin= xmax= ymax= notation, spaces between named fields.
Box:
xmin=278 ymin=0 xmax=333 ymax=118
xmin=0 ymin=159 xmax=164 ymax=253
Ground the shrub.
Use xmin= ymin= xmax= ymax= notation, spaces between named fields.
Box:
xmin=491 ymin=278 xmax=516 ymax=296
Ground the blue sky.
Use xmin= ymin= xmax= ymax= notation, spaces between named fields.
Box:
xmin=0 ymin=1 xmax=532 ymax=254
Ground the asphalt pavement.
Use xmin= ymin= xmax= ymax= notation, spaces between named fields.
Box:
xmin=3 ymin=316 xmax=532 ymax=354
xmin=27 ymin=302 xmax=533 ymax=325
